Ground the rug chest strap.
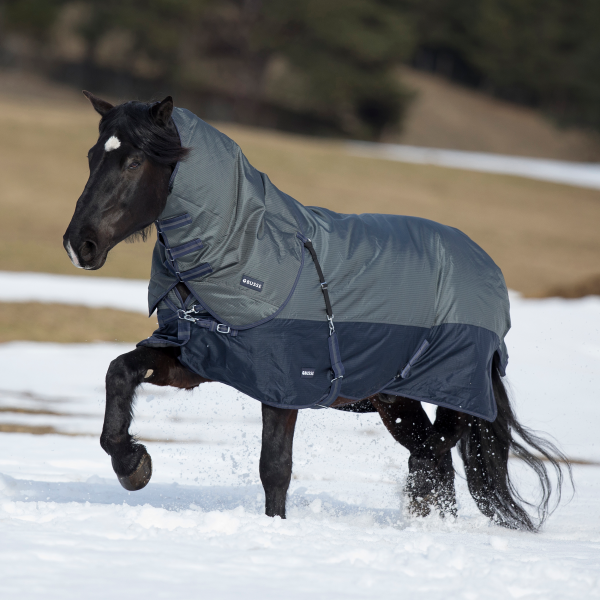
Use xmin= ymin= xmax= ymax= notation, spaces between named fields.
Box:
xmin=302 ymin=238 xmax=345 ymax=408
xmin=163 ymin=296 xmax=238 ymax=339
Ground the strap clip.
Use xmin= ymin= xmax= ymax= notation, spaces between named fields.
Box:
xmin=327 ymin=314 xmax=335 ymax=335
xmin=177 ymin=309 xmax=195 ymax=322
xmin=177 ymin=305 xmax=201 ymax=322
xmin=216 ymin=324 xmax=231 ymax=334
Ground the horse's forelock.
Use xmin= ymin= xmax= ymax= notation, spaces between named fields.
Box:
xmin=99 ymin=101 xmax=189 ymax=166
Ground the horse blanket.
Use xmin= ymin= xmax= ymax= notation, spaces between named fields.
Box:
xmin=138 ymin=108 xmax=511 ymax=421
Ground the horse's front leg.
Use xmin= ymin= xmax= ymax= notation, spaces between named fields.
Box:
xmin=259 ymin=404 xmax=298 ymax=518
xmin=101 ymin=346 xmax=208 ymax=491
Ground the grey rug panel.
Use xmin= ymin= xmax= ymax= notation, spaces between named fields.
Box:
xmin=143 ymin=108 xmax=511 ymax=418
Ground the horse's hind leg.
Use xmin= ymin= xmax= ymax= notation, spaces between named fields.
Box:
xmin=371 ymin=395 xmax=441 ymax=516
xmin=419 ymin=406 xmax=471 ymax=463
xmin=372 ymin=395 xmax=434 ymax=453
xmin=408 ymin=407 xmax=471 ymax=517
xmin=259 ymin=404 xmax=298 ymax=518
xmin=101 ymin=346 xmax=207 ymax=491
xmin=372 ymin=396 xmax=468 ymax=517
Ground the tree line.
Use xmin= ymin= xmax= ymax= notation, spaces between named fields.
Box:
xmin=2 ymin=0 xmax=599 ymax=139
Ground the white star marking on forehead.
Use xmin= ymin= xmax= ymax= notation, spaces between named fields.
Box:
xmin=104 ymin=135 xmax=121 ymax=152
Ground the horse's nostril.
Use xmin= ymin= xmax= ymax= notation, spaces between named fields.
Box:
xmin=80 ymin=240 xmax=97 ymax=262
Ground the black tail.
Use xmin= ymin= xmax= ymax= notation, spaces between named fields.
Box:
xmin=457 ymin=357 xmax=573 ymax=531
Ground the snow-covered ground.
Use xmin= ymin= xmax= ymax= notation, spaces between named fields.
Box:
xmin=0 ymin=271 xmax=148 ymax=313
xmin=1 ymin=275 xmax=599 ymax=598
xmin=348 ymin=142 xmax=600 ymax=190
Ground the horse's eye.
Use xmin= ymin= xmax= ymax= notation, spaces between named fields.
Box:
xmin=128 ymin=161 xmax=141 ymax=170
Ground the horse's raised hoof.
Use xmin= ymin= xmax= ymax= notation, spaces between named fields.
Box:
xmin=117 ymin=452 xmax=152 ymax=491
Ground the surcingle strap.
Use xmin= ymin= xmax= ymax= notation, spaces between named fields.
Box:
xmin=163 ymin=297 xmax=238 ymax=341
xmin=299 ymin=233 xmax=345 ymax=408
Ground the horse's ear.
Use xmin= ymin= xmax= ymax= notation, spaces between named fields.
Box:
xmin=150 ymin=96 xmax=174 ymax=127
xmin=82 ymin=91 xmax=114 ymax=117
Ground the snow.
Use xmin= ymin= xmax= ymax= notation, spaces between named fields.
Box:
xmin=348 ymin=142 xmax=600 ymax=190
xmin=0 ymin=271 xmax=148 ymax=313
xmin=1 ymin=276 xmax=600 ymax=598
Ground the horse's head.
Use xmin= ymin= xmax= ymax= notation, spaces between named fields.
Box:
xmin=63 ymin=92 xmax=188 ymax=270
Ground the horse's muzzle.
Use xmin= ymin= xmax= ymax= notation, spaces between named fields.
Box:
xmin=63 ymin=236 xmax=105 ymax=270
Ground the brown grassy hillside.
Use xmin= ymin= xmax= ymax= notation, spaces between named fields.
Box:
xmin=0 ymin=303 xmax=156 ymax=343
xmin=397 ymin=68 xmax=600 ymax=162
xmin=0 ymin=71 xmax=599 ymax=298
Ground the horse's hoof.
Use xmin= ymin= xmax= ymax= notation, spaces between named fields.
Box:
xmin=406 ymin=454 xmax=457 ymax=518
xmin=406 ymin=490 xmax=457 ymax=519
xmin=117 ymin=452 xmax=152 ymax=491
xmin=407 ymin=493 xmax=433 ymax=518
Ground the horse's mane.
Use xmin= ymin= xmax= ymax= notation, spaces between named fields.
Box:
xmin=99 ymin=100 xmax=189 ymax=166
xmin=100 ymin=101 xmax=189 ymax=244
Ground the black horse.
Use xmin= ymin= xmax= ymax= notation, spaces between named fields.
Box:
xmin=64 ymin=93 xmax=570 ymax=531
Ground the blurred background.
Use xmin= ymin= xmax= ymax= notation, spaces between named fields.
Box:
xmin=4 ymin=0 xmax=600 ymax=145
xmin=1 ymin=0 xmax=600 ymax=345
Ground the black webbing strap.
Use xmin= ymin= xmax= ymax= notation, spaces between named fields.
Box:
xmin=302 ymin=237 xmax=345 ymax=408
xmin=303 ymin=239 xmax=333 ymax=320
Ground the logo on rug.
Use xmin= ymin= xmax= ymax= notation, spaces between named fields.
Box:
xmin=301 ymin=369 xmax=315 ymax=378
xmin=240 ymin=275 xmax=264 ymax=292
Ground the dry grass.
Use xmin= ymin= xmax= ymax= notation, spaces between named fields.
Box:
xmin=397 ymin=68 xmax=600 ymax=161
xmin=0 ymin=422 xmax=202 ymax=443
xmin=0 ymin=86 xmax=599 ymax=299
xmin=0 ymin=424 xmax=77 ymax=436
xmin=539 ymin=274 xmax=600 ymax=299
xmin=0 ymin=94 xmax=153 ymax=279
xmin=0 ymin=302 xmax=156 ymax=343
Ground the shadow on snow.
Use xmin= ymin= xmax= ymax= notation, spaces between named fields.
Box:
xmin=0 ymin=472 xmax=402 ymax=525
